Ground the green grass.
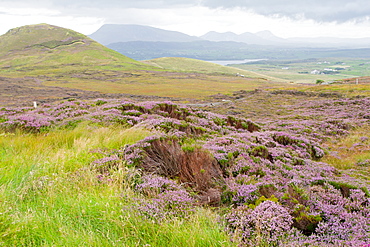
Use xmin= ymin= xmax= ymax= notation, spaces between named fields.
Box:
xmin=44 ymin=73 xmax=288 ymax=99
xmin=0 ymin=124 xmax=234 ymax=246
xmin=0 ymin=123 xmax=152 ymax=178
xmin=302 ymin=83 xmax=370 ymax=97
xmin=0 ymin=24 xmax=85 ymax=54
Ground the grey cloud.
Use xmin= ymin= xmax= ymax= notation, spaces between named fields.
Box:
xmin=1 ymin=0 xmax=193 ymax=9
xmin=50 ymin=0 xmax=194 ymax=9
xmin=199 ymin=0 xmax=370 ymax=22
xmin=52 ymin=0 xmax=370 ymax=22
xmin=4 ymin=0 xmax=370 ymax=22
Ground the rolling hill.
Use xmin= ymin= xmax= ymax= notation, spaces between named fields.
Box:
xmin=0 ymin=23 xmax=153 ymax=74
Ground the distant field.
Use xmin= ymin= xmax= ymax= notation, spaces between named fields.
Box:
xmin=232 ymin=57 xmax=370 ymax=84
xmin=42 ymin=71 xmax=288 ymax=99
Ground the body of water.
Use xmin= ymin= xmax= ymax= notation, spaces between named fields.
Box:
xmin=206 ymin=59 xmax=267 ymax=66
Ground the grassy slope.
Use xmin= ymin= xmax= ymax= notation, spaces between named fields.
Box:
xmin=0 ymin=24 xmax=153 ymax=74
xmin=0 ymin=123 xmax=234 ymax=246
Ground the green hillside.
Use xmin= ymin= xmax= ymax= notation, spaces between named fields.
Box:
xmin=143 ymin=57 xmax=284 ymax=81
xmin=0 ymin=23 xmax=88 ymax=54
xmin=0 ymin=24 xmax=154 ymax=76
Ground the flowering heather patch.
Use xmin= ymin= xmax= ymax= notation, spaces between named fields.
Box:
xmin=225 ymin=200 xmax=293 ymax=245
xmin=2 ymin=113 xmax=56 ymax=132
xmin=134 ymin=189 xmax=195 ymax=221
xmin=0 ymin=99 xmax=258 ymax=134
xmin=132 ymin=174 xmax=194 ymax=221
xmin=208 ymin=92 xmax=370 ymax=142
xmin=135 ymin=174 xmax=183 ymax=197
xmin=1 ymin=98 xmax=369 ymax=246
xmin=256 ymin=97 xmax=370 ymax=142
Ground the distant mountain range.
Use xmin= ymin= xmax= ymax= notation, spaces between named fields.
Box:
xmin=89 ymin=24 xmax=370 ymax=48
xmin=200 ymin=30 xmax=285 ymax=46
xmin=89 ymin=24 xmax=200 ymax=45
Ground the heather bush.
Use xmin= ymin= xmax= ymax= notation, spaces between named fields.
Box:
xmin=134 ymin=187 xmax=194 ymax=221
xmin=225 ymin=200 xmax=293 ymax=246
xmin=136 ymin=174 xmax=183 ymax=197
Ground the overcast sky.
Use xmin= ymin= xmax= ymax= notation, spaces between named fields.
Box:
xmin=1 ymin=0 xmax=370 ymax=38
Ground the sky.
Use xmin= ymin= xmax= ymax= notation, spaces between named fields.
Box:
xmin=0 ymin=0 xmax=370 ymax=38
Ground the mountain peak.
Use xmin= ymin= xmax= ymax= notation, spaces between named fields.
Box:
xmin=200 ymin=29 xmax=285 ymax=44
xmin=255 ymin=30 xmax=281 ymax=40
xmin=203 ymin=31 xmax=237 ymax=35
xmin=255 ymin=30 xmax=274 ymax=36
xmin=200 ymin=31 xmax=239 ymax=42
xmin=7 ymin=23 xmax=60 ymax=32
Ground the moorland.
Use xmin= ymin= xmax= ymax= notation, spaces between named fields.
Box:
xmin=0 ymin=24 xmax=369 ymax=246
